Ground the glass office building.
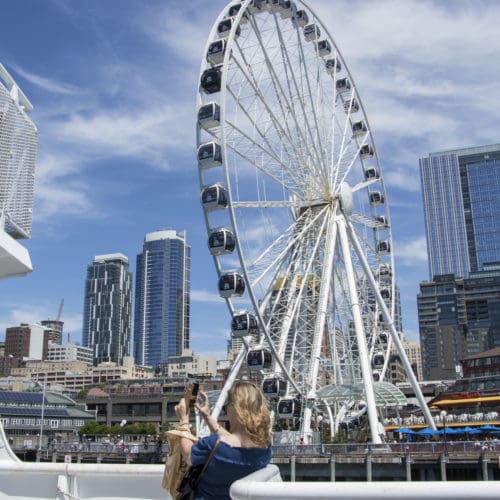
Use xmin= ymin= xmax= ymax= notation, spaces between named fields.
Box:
xmin=418 ymin=144 xmax=500 ymax=380
xmin=82 ymin=254 xmax=132 ymax=365
xmin=133 ymin=230 xmax=191 ymax=371
xmin=419 ymin=144 xmax=500 ymax=279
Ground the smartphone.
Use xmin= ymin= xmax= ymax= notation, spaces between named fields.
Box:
xmin=184 ymin=382 xmax=200 ymax=409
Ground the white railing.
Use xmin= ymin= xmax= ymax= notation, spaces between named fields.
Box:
xmin=230 ymin=480 xmax=500 ymax=500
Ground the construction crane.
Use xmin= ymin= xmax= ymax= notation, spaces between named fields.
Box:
xmin=56 ymin=298 xmax=64 ymax=322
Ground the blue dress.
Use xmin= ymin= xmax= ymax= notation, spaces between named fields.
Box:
xmin=190 ymin=432 xmax=272 ymax=500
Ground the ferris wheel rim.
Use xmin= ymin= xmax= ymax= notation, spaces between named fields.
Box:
xmin=196 ymin=0 xmax=397 ymax=429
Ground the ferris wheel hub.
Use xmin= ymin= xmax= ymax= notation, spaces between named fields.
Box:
xmin=338 ymin=182 xmax=354 ymax=215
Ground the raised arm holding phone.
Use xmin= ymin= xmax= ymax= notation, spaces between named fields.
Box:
xmin=174 ymin=381 xmax=272 ymax=500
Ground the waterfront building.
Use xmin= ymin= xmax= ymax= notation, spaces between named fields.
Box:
xmin=0 ymin=390 xmax=94 ymax=449
xmin=133 ymin=230 xmax=191 ymax=371
xmin=82 ymin=253 xmax=132 ymax=366
xmin=419 ymin=144 xmax=500 ymax=279
xmin=85 ymin=376 xmax=226 ymax=430
xmin=166 ymin=349 xmax=217 ymax=378
xmin=418 ymin=264 xmax=500 ymax=380
xmin=47 ymin=342 xmax=93 ymax=365
xmin=9 ymin=356 xmax=153 ymax=392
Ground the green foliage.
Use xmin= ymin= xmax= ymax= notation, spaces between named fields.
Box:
xmin=79 ymin=421 xmax=157 ymax=436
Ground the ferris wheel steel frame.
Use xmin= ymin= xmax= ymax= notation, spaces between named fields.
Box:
xmin=196 ymin=0 xmax=434 ymax=442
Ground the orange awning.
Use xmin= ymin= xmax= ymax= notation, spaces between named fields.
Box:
xmin=431 ymin=395 xmax=500 ymax=407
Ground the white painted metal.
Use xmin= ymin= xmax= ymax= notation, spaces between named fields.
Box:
xmin=196 ymin=0 xmax=404 ymax=442
xmin=345 ymin=220 xmax=436 ymax=430
xmin=230 ymin=480 xmax=500 ymax=500
xmin=337 ymin=218 xmax=381 ymax=444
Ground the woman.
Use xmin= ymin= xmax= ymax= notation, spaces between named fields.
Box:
xmin=175 ymin=381 xmax=272 ymax=499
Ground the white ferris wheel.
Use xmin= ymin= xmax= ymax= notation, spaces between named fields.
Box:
xmin=196 ymin=0 xmax=432 ymax=443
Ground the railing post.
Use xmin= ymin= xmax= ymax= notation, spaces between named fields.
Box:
xmin=366 ymin=450 xmax=372 ymax=482
xmin=330 ymin=456 xmax=336 ymax=482
xmin=405 ymin=448 xmax=412 ymax=482
xmin=290 ymin=454 xmax=296 ymax=482
xmin=440 ymin=452 xmax=447 ymax=481
xmin=481 ymin=452 xmax=489 ymax=481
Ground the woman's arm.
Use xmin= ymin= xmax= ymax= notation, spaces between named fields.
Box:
xmin=195 ymin=390 xmax=229 ymax=435
xmin=175 ymin=397 xmax=194 ymax=465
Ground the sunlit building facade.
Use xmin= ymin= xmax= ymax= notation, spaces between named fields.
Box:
xmin=133 ymin=230 xmax=190 ymax=371
xmin=419 ymin=144 xmax=500 ymax=279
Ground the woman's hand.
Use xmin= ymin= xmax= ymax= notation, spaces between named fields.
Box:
xmin=175 ymin=397 xmax=189 ymax=423
xmin=194 ymin=389 xmax=210 ymax=418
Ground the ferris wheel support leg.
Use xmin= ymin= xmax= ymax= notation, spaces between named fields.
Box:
xmin=302 ymin=214 xmax=338 ymax=442
xmin=345 ymin=221 xmax=437 ymax=430
xmin=200 ymin=340 xmax=250 ymax=437
xmin=337 ymin=218 xmax=382 ymax=444
xmin=325 ymin=404 xmax=335 ymax=438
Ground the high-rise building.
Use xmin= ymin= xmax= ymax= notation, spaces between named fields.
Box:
xmin=47 ymin=342 xmax=93 ymax=365
xmin=134 ymin=230 xmax=191 ymax=371
xmin=4 ymin=324 xmax=49 ymax=370
xmin=40 ymin=319 xmax=64 ymax=345
xmin=417 ymin=265 xmax=500 ymax=380
xmin=418 ymin=144 xmax=500 ymax=380
xmin=82 ymin=253 xmax=132 ymax=366
xmin=419 ymin=144 xmax=500 ymax=279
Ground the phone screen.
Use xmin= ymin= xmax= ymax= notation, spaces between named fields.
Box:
xmin=185 ymin=382 xmax=199 ymax=408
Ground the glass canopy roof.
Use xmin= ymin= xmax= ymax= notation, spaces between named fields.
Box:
xmin=316 ymin=382 xmax=407 ymax=408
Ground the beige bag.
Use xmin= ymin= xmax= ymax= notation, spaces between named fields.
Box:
xmin=162 ymin=429 xmax=198 ymax=499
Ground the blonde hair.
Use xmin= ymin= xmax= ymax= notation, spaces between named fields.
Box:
xmin=228 ymin=381 xmax=271 ymax=448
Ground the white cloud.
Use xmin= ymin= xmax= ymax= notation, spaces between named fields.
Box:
xmin=47 ymin=104 xmax=192 ymax=170
xmin=191 ymin=289 xmax=224 ymax=303
xmin=395 ymin=236 xmax=428 ymax=264
xmin=9 ymin=63 xmax=82 ymax=95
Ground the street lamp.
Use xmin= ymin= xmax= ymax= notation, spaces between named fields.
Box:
xmin=440 ymin=410 xmax=448 ymax=456
xmin=35 ymin=376 xmax=47 ymax=452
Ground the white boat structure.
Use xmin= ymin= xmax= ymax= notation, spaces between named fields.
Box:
xmin=2 ymin=422 xmax=500 ymax=500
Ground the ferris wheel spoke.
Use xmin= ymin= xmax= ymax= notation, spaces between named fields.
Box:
xmin=224 ymin=139 xmax=303 ymax=198
xmin=270 ymin=14 xmax=328 ymax=184
xmin=247 ymin=17 xmax=327 ymax=192
xmin=293 ymin=28 xmax=330 ymax=182
xmin=247 ymin=205 xmax=329 ymax=288
xmin=228 ymin=47 xmax=316 ymax=192
xmin=337 ymin=131 xmax=371 ymax=188
xmin=224 ymin=116 xmax=310 ymax=191
xmin=351 ymin=177 xmax=379 ymax=192
xmin=263 ymin=210 xmax=330 ymax=378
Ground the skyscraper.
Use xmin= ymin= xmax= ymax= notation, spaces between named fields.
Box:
xmin=417 ymin=265 xmax=500 ymax=380
xmin=133 ymin=230 xmax=190 ymax=371
xmin=418 ymin=144 xmax=500 ymax=380
xmin=82 ymin=253 xmax=132 ymax=366
xmin=419 ymin=144 xmax=500 ymax=279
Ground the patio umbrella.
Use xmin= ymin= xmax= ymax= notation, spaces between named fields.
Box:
xmin=461 ymin=426 xmax=482 ymax=434
xmin=394 ymin=427 xmax=417 ymax=434
xmin=477 ymin=425 xmax=500 ymax=432
xmin=438 ymin=427 xmax=463 ymax=435
xmin=416 ymin=427 xmax=439 ymax=436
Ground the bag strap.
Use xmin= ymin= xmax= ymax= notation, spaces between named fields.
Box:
xmin=194 ymin=435 xmax=221 ymax=487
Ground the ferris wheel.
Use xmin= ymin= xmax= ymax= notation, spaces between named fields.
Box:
xmin=196 ymin=0 xmax=429 ymax=443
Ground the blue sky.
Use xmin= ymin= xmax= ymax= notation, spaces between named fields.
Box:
xmin=1 ymin=0 xmax=499 ymax=360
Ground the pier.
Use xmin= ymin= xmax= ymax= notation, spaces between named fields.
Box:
xmin=17 ymin=440 xmax=500 ymax=482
